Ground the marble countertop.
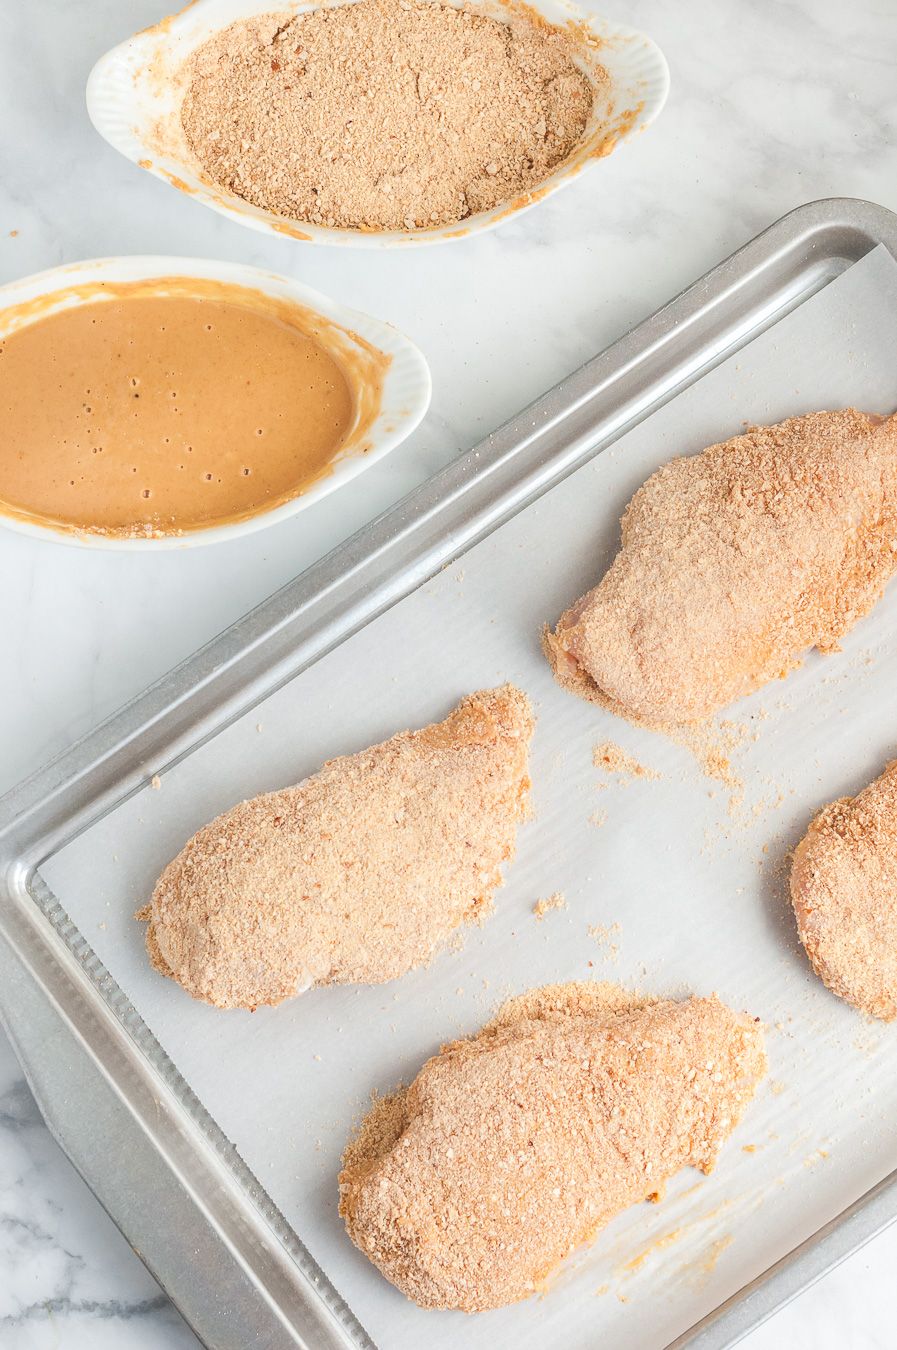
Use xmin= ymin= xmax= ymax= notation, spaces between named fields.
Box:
xmin=2 ymin=1 xmax=897 ymax=1346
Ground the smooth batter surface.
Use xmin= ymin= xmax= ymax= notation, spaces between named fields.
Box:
xmin=0 ymin=280 xmax=359 ymax=536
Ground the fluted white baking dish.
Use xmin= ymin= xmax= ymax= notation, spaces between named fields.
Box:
xmin=86 ymin=0 xmax=669 ymax=248
xmin=0 ymin=255 xmax=431 ymax=549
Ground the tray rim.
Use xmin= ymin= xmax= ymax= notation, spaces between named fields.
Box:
xmin=3 ymin=197 xmax=897 ymax=1350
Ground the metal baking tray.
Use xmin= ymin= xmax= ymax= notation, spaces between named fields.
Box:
xmin=3 ymin=198 xmax=897 ymax=1350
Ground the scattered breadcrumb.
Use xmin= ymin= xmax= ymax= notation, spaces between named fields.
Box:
xmin=588 ymin=921 xmax=621 ymax=963
xmin=673 ymin=721 xmax=745 ymax=795
xmin=150 ymin=774 xmax=162 ymax=790
xmin=593 ymin=742 xmax=660 ymax=781
xmin=590 ymin=809 xmax=608 ymax=828
xmin=802 ymin=1148 xmax=829 ymax=1169
xmin=533 ymin=891 xmax=567 ymax=920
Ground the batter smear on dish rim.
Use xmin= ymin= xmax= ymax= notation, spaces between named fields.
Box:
xmin=340 ymin=983 xmax=766 ymax=1310
xmin=545 ymin=410 xmax=897 ymax=727
xmin=138 ymin=686 xmax=533 ymax=1009
xmin=179 ymin=0 xmax=598 ymax=231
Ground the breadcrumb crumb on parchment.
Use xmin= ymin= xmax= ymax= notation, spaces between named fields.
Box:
xmin=593 ymin=742 xmax=661 ymax=781
xmin=533 ymin=891 xmax=567 ymax=920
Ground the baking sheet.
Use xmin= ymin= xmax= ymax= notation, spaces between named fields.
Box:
xmin=41 ymin=242 xmax=897 ymax=1350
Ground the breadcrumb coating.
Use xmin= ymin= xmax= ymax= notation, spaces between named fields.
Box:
xmin=340 ymin=984 xmax=765 ymax=1311
xmin=139 ymin=685 xmax=533 ymax=1009
xmin=791 ymin=761 xmax=897 ymax=1020
xmin=545 ymin=410 xmax=897 ymax=726
xmin=179 ymin=0 xmax=596 ymax=233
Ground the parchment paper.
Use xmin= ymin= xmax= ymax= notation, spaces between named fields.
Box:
xmin=43 ymin=243 xmax=897 ymax=1350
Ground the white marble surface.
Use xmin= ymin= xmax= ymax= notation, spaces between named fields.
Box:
xmin=1 ymin=0 xmax=897 ymax=1346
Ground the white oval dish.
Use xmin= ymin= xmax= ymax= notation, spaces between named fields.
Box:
xmin=86 ymin=0 xmax=670 ymax=249
xmin=0 ymin=255 xmax=431 ymax=549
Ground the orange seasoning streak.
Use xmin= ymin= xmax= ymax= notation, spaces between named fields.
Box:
xmin=0 ymin=278 xmax=369 ymax=537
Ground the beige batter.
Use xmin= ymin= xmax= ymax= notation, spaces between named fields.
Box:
xmin=340 ymin=984 xmax=766 ymax=1311
xmin=0 ymin=278 xmax=364 ymax=537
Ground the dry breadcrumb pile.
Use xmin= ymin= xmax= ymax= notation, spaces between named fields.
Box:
xmin=791 ymin=760 xmax=897 ymax=1021
xmin=140 ymin=685 xmax=533 ymax=1009
xmin=339 ymin=984 xmax=765 ymax=1311
xmin=180 ymin=0 xmax=597 ymax=231
xmin=545 ymin=410 xmax=897 ymax=727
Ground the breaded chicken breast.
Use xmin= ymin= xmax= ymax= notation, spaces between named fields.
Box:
xmin=139 ymin=686 xmax=534 ymax=1009
xmin=339 ymin=984 xmax=765 ymax=1311
xmin=791 ymin=761 xmax=897 ymax=1020
xmin=545 ymin=410 xmax=897 ymax=726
